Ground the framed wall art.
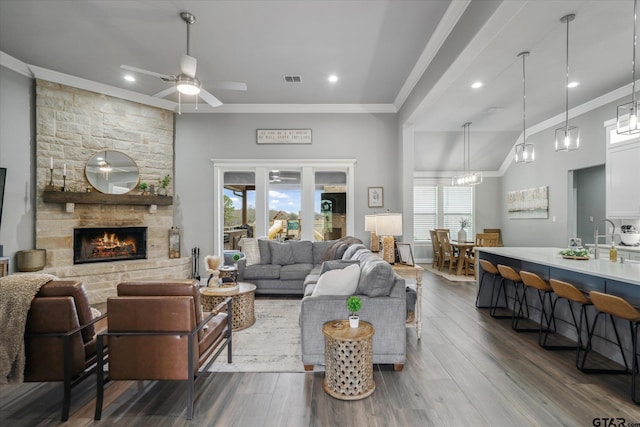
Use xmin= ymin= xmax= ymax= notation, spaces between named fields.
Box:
xmin=507 ymin=186 xmax=549 ymax=219
xmin=368 ymin=187 xmax=383 ymax=208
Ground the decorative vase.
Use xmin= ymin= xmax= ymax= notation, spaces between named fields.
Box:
xmin=458 ymin=228 xmax=467 ymax=242
xmin=158 ymin=187 xmax=167 ymax=196
xmin=349 ymin=316 xmax=360 ymax=328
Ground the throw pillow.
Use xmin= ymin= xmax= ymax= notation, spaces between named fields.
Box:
xmin=269 ymin=241 xmax=295 ymax=265
xmin=320 ymin=259 xmax=360 ymax=275
xmin=239 ymin=238 xmax=260 ymax=266
xmin=289 ymin=240 xmax=313 ymax=264
xmin=356 ymin=258 xmax=395 ymax=297
xmin=312 ymin=264 xmax=360 ymax=297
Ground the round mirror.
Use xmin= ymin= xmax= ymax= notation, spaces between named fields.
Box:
xmin=85 ymin=150 xmax=139 ymax=194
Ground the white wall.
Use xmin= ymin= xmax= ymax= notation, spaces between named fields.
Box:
xmin=0 ymin=66 xmax=34 ymax=270
xmin=174 ymin=113 xmax=399 ymax=261
xmin=499 ymin=99 xmax=618 ymax=247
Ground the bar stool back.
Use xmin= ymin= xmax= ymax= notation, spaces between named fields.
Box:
xmin=493 ymin=265 xmax=525 ymax=322
xmin=584 ymin=291 xmax=640 ymax=404
xmin=548 ymin=279 xmax=593 ymax=363
xmin=519 ymin=271 xmax=555 ymax=338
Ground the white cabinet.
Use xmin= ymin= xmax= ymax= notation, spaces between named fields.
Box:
xmin=606 ymin=140 xmax=640 ymax=218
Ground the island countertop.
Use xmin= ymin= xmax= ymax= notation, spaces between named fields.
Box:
xmin=476 ymin=247 xmax=640 ymax=286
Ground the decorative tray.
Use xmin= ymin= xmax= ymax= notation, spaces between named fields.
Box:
xmin=561 ymin=255 xmax=590 ymax=260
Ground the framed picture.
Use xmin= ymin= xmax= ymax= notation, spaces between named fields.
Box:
xmin=368 ymin=187 xmax=383 ymax=208
xmin=396 ymin=242 xmax=414 ymax=266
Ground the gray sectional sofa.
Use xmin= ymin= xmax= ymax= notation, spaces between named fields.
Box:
xmin=236 ymin=238 xmax=407 ymax=370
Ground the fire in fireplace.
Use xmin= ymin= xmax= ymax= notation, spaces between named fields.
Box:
xmin=74 ymin=227 xmax=147 ymax=264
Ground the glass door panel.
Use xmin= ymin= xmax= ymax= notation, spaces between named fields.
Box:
xmin=315 ymin=171 xmax=347 ymax=241
xmin=223 ymin=171 xmax=255 ymax=249
xmin=268 ymin=170 xmax=301 ymax=240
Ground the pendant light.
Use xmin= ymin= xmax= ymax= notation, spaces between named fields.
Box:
xmin=452 ymin=122 xmax=482 ymax=186
xmin=515 ymin=51 xmax=535 ymax=163
xmin=617 ymin=0 xmax=640 ymax=135
xmin=555 ymin=14 xmax=580 ymax=152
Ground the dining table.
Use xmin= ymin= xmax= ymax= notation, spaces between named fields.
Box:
xmin=450 ymin=240 xmax=475 ymax=275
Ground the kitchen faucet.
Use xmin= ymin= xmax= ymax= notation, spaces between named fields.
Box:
xmin=593 ymin=218 xmax=616 ymax=259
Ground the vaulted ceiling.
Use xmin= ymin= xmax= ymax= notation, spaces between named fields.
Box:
xmin=0 ymin=0 xmax=635 ymax=171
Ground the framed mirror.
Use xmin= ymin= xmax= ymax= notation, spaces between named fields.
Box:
xmin=85 ymin=150 xmax=139 ymax=194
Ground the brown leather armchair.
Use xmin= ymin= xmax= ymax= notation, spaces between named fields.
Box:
xmin=95 ymin=280 xmax=232 ymax=421
xmin=24 ymin=280 xmax=108 ymax=421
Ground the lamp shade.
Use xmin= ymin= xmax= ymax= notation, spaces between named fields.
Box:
xmin=375 ymin=213 xmax=403 ymax=236
xmin=364 ymin=214 xmax=377 ymax=232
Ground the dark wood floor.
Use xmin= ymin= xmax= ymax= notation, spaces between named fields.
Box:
xmin=2 ymin=268 xmax=640 ymax=426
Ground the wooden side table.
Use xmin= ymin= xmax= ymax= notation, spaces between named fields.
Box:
xmin=200 ymin=282 xmax=256 ymax=331
xmin=391 ymin=263 xmax=423 ymax=340
xmin=322 ymin=320 xmax=375 ymax=400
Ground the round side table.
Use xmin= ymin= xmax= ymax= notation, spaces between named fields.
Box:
xmin=200 ymin=282 xmax=256 ymax=331
xmin=322 ymin=320 xmax=375 ymax=400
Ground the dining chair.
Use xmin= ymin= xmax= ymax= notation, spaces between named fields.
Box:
xmin=466 ymin=233 xmax=500 ymax=277
xmin=436 ymin=230 xmax=457 ymax=273
xmin=429 ymin=230 xmax=441 ymax=269
xmin=483 ymin=228 xmax=503 ymax=246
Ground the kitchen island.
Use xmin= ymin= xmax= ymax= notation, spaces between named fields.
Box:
xmin=476 ymin=247 xmax=640 ymax=363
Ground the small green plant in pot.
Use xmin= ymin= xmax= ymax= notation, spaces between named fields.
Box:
xmin=138 ymin=182 xmax=148 ymax=194
xmin=232 ymin=252 xmax=242 ymax=268
xmin=346 ymin=295 xmax=362 ymax=328
xmin=158 ymin=174 xmax=171 ymax=196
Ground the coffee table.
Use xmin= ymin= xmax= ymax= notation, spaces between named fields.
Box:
xmin=322 ymin=320 xmax=375 ymax=400
xmin=200 ymin=282 xmax=256 ymax=331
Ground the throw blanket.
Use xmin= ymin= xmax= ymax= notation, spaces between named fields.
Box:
xmin=0 ymin=273 xmax=57 ymax=383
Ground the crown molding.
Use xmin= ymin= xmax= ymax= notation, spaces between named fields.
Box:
xmin=179 ymin=103 xmax=396 ymax=114
xmin=0 ymin=51 xmax=33 ymax=77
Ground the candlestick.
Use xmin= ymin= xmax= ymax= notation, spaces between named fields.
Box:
xmin=49 ymin=167 xmax=53 ymax=186
xmin=50 ymin=157 xmax=53 ymax=169
xmin=63 ymin=164 xmax=66 ymax=177
xmin=63 ymin=175 xmax=67 ymax=192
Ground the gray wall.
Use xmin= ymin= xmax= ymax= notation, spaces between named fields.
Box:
xmin=499 ymin=99 xmax=617 ymax=247
xmin=575 ymin=165 xmax=605 ymax=245
xmin=0 ymin=66 xmax=34 ymax=271
xmin=174 ymin=113 xmax=399 ymax=260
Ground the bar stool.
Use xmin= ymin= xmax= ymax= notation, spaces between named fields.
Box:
xmin=493 ymin=265 xmax=527 ymax=324
xmin=475 ymin=259 xmax=505 ymax=309
xmin=519 ymin=271 xmax=555 ymax=338
xmin=583 ymin=291 xmax=640 ymax=404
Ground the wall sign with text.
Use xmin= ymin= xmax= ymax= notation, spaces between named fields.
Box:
xmin=256 ymin=129 xmax=312 ymax=144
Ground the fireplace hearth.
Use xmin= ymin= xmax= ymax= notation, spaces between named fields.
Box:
xmin=74 ymin=227 xmax=147 ymax=264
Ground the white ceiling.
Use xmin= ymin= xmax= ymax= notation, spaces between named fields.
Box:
xmin=0 ymin=0 xmax=636 ymax=171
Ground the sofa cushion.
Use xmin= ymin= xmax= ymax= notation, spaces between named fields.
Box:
xmin=342 ymin=243 xmax=367 ymax=260
xmin=320 ymin=259 xmax=360 ymax=275
xmin=258 ymin=239 xmax=271 ymax=264
xmin=269 ymin=241 xmax=295 ymax=265
xmin=280 ymin=263 xmax=314 ymax=281
xmin=320 ymin=236 xmax=364 ymax=262
xmin=242 ymin=264 xmax=281 ymax=280
xmin=312 ymin=264 xmax=360 ymax=296
xmin=239 ymin=238 xmax=260 ymax=266
xmin=356 ymin=257 xmax=395 ymax=297
xmin=289 ymin=240 xmax=313 ymax=264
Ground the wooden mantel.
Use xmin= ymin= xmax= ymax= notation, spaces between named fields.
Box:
xmin=42 ymin=191 xmax=172 ymax=213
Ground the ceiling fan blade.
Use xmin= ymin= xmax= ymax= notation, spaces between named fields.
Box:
xmin=199 ymin=89 xmax=223 ymax=108
xmin=207 ymin=81 xmax=247 ymax=91
xmin=153 ymin=86 xmax=177 ymax=99
xmin=180 ymin=55 xmax=197 ymax=78
xmin=121 ymin=65 xmax=175 ymax=81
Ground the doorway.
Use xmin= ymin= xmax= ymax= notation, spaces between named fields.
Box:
xmin=571 ymin=164 xmax=605 ymax=245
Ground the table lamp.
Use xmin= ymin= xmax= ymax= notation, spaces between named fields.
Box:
xmin=375 ymin=213 xmax=403 ymax=263
xmin=365 ymin=214 xmax=380 ymax=252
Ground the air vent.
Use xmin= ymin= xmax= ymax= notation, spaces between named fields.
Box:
xmin=283 ymin=75 xmax=302 ymax=83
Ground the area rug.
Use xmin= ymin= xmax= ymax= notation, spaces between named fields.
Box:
xmin=423 ymin=264 xmax=476 ymax=283
xmin=207 ymin=298 xmax=307 ymax=373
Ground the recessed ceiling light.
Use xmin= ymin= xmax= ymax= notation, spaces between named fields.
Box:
xmin=328 ymin=75 xmax=338 ymax=83
xmin=487 ymin=107 xmax=504 ymax=113
xmin=124 ymin=74 xmax=135 ymax=82
xmin=567 ymin=81 xmax=579 ymax=88
xmin=471 ymin=81 xmax=483 ymax=89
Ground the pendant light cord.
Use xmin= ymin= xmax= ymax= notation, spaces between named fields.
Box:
xmin=521 ymin=52 xmax=528 ymax=142
xmin=633 ymin=0 xmax=637 ymax=107
xmin=564 ymin=16 xmax=570 ymax=133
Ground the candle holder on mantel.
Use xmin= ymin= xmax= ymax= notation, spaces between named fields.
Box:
xmin=45 ymin=168 xmax=64 ymax=192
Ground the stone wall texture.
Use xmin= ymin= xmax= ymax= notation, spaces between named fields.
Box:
xmin=34 ymin=80 xmax=189 ymax=303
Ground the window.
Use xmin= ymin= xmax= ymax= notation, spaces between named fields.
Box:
xmin=413 ymin=178 xmax=474 ymax=241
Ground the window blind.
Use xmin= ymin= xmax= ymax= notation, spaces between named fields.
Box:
xmin=413 ymin=180 xmax=436 ymax=242
xmin=443 ymin=186 xmax=473 ymax=236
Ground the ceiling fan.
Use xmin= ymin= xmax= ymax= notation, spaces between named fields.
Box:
xmin=121 ymin=12 xmax=247 ymax=110
xmin=269 ymin=170 xmax=297 ymax=183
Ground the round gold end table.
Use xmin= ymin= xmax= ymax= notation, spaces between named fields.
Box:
xmin=322 ymin=320 xmax=375 ymax=400
xmin=200 ymin=282 xmax=256 ymax=331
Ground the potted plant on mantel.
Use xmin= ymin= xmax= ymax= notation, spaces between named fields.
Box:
xmin=138 ymin=182 xmax=148 ymax=195
xmin=158 ymin=174 xmax=171 ymax=196
xmin=346 ymin=295 xmax=362 ymax=328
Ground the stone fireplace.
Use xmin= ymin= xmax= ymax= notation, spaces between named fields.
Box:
xmin=74 ymin=227 xmax=147 ymax=264
xmin=34 ymin=80 xmax=191 ymax=303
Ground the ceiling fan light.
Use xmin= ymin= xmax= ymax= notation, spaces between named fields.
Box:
xmin=176 ymin=76 xmax=201 ymax=95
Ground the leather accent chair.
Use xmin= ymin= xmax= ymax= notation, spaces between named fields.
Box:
xmin=95 ymin=280 xmax=232 ymax=421
xmin=24 ymin=280 xmax=108 ymax=421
